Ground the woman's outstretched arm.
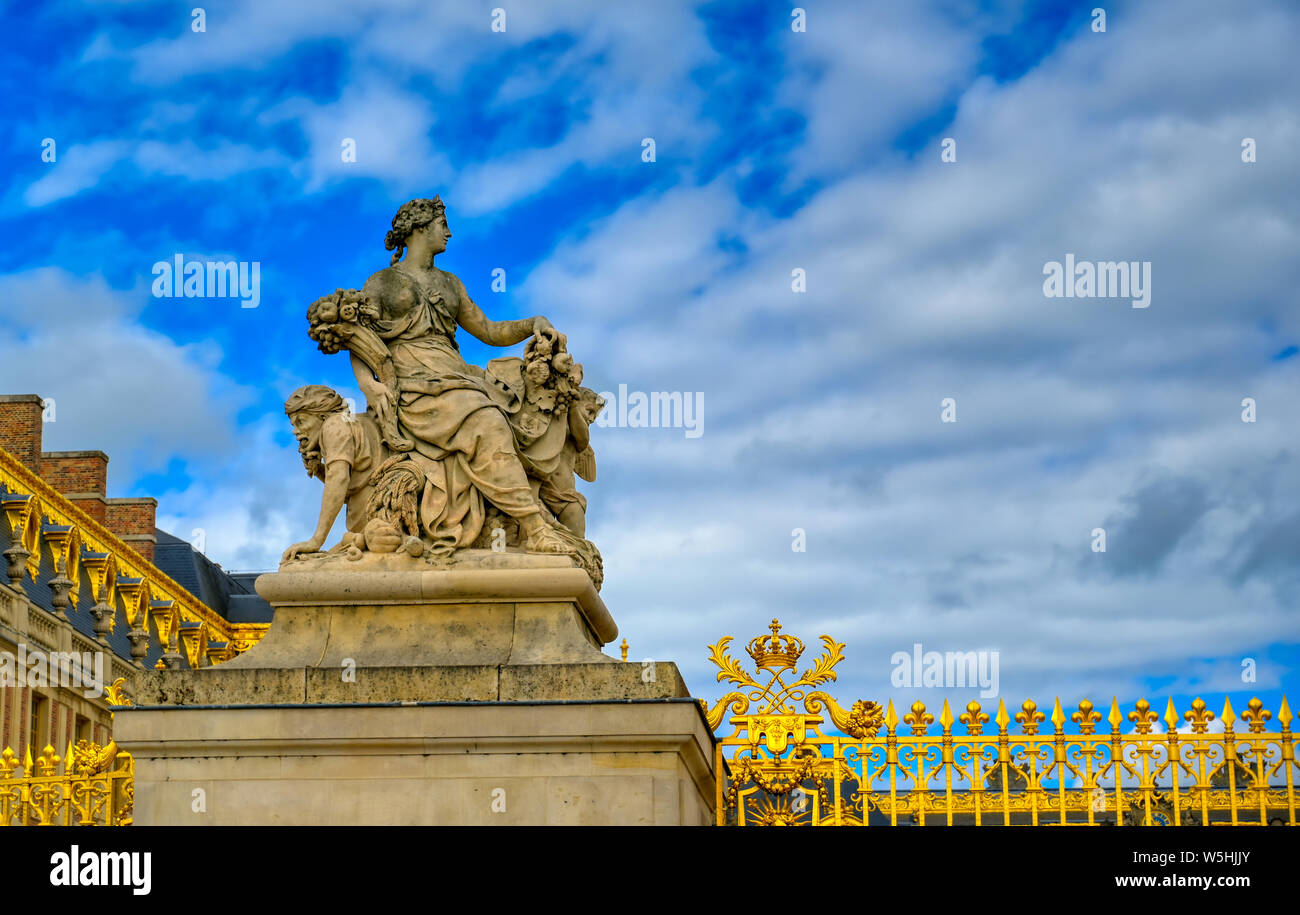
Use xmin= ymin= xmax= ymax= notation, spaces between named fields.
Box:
xmin=452 ymin=273 xmax=556 ymax=346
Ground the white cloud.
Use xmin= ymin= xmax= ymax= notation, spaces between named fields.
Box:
xmin=19 ymin=139 xmax=289 ymax=209
xmin=133 ymin=140 xmax=287 ymax=180
xmin=0 ymin=269 xmax=256 ymax=484
xmin=23 ymin=141 xmax=130 ymax=207
xmin=777 ymin=3 xmax=981 ymax=180
xmin=96 ymin=0 xmax=721 ymax=210
xmin=261 ymin=83 xmax=449 ymax=192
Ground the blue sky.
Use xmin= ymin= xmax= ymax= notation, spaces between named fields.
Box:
xmin=2 ymin=0 xmax=1298 ymax=730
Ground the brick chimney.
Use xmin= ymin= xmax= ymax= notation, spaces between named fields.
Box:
xmin=41 ymin=450 xmax=109 ymax=524
xmin=3 ymin=394 xmax=161 ymax=564
xmin=105 ymin=497 xmax=158 ymax=562
xmin=0 ymin=394 xmax=45 ymax=469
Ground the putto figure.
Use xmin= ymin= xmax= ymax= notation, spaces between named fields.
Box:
xmin=283 ymin=196 xmax=604 ymax=586
xmin=492 ymin=333 xmax=602 ymax=538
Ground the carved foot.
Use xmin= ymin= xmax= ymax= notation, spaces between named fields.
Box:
xmin=522 ymin=524 xmax=577 ymax=555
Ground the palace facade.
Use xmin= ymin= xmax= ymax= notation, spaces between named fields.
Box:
xmin=0 ymin=394 xmax=270 ymax=765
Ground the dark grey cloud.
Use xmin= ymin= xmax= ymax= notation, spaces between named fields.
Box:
xmin=1231 ymin=510 xmax=1300 ymax=591
xmin=1096 ymin=475 xmax=1212 ymax=578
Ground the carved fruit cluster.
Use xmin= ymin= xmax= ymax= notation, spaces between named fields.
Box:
xmin=307 ymin=288 xmax=379 ymax=354
xmin=523 ymin=333 xmax=599 ymax=415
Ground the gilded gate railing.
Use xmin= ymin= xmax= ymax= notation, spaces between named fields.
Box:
xmin=0 ymin=739 xmax=134 ymax=826
xmin=704 ymin=620 xmax=1297 ymax=826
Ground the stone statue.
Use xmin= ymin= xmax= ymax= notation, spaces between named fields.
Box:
xmin=281 ymin=197 xmax=604 ymax=586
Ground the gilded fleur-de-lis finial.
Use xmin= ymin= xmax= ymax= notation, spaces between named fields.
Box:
xmin=1072 ymin=699 xmax=1101 ymax=735
xmin=904 ymin=700 xmax=933 ymax=736
xmin=1184 ymin=696 xmax=1214 ymax=733
xmin=1241 ymin=697 xmax=1271 ymax=734
xmin=0 ymin=747 xmax=18 ymax=779
xmin=1128 ymin=698 xmax=1158 ymax=734
xmin=960 ymin=700 xmax=989 ymax=735
xmin=1016 ymin=699 xmax=1045 ymax=735
xmin=35 ymin=745 xmax=60 ymax=777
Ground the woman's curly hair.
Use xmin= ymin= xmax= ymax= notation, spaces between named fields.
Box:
xmin=384 ymin=196 xmax=446 ymax=265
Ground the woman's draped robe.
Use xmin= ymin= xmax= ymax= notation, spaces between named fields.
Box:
xmin=359 ymin=265 xmax=538 ymax=554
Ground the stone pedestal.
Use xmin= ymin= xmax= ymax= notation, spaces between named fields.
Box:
xmin=112 ymin=557 xmax=716 ymax=825
xmin=116 ymin=700 xmax=713 ymax=826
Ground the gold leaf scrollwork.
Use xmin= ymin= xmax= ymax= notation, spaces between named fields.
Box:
xmin=796 ymin=636 xmax=844 ymax=690
xmin=707 ymin=637 xmax=760 ymax=692
xmin=703 ymin=692 xmax=749 ymax=731
xmin=105 ymin=677 xmax=133 ymax=707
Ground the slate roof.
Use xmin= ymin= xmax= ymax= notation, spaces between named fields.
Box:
xmin=153 ymin=529 xmax=273 ymax=624
xmin=0 ymin=493 xmax=273 ymax=670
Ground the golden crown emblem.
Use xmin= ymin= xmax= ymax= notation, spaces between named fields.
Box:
xmin=746 ymin=618 xmax=805 ymax=671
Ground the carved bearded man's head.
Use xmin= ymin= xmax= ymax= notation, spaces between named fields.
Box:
xmin=284 ymin=385 xmax=348 ymax=479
